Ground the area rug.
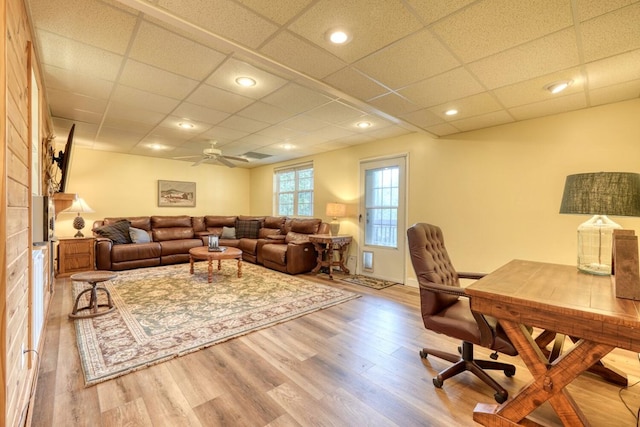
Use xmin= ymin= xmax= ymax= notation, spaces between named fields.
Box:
xmin=72 ymin=263 xmax=359 ymax=386
xmin=339 ymin=274 xmax=400 ymax=290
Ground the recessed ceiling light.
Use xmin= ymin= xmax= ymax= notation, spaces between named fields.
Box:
xmin=356 ymin=121 xmax=371 ymax=129
xmin=235 ymin=77 xmax=256 ymax=87
xmin=178 ymin=122 xmax=194 ymax=129
xmin=444 ymin=109 xmax=458 ymax=116
xmin=149 ymin=143 xmax=165 ymax=150
xmin=281 ymin=143 xmax=295 ymax=150
xmin=327 ymin=29 xmax=351 ymax=44
xmin=545 ymin=80 xmax=573 ymax=94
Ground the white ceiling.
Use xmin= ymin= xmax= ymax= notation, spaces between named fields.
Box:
xmin=27 ymin=0 xmax=640 ymax=168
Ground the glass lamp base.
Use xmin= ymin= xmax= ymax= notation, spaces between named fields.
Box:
xmin=576 ymin=215 xmax=621 ymax=275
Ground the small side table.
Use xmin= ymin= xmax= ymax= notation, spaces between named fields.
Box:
xmin=69 ymin=271 xmax=117 ymax=319
xmin=309 ymin=234 xmax=352 ymax=280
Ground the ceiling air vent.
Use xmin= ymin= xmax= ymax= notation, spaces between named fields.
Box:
xmin=242 ymin=152 xmax=272 ymax=160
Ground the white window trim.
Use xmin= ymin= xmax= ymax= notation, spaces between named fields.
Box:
xmin=274 ymin=161 xmax=314 ymax=217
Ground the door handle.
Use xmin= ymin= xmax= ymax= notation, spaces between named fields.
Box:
xmin=358 ymin=214 xmax=362 ymax=223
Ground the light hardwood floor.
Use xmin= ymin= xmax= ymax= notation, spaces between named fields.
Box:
xmin=30 ymin=268 xmax=640 ymax=426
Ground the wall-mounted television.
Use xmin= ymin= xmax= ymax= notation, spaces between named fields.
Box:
xmin=52 ymin=123 xmax=75 ymax=193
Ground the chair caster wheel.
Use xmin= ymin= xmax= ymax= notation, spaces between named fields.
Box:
xmin=433 ymin=377 xmax=444 ymax=388
xmin=504 ymin=367 xmax=516 ymax=377
xmin=419 ymin=350 xmax=428 ymax=359
xmin=494 ymin=390 xmax=508 ymax=404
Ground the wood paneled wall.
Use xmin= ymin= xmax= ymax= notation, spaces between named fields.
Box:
xmin=3 ymin=0 xmax=52 ymax=425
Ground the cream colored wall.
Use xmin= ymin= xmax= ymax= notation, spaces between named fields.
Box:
xmin=55 ymin=148 xmax=251 ymax=237
xmin=250 ymin=99 xmax=640 ymax=284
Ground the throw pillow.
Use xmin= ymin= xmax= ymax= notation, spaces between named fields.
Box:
xmin=94 ymin=220 xmax=132 ymax=244
xmin=129 ymin=227 xmax=151 ymax=243
xmin=221 ymin=226 xmax=236 ymax=239
xmin=235 ymin=219 xmax=260 ymax=239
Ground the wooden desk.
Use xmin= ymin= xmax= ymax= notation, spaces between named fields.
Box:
xmin=466 ymin=259 xmax=640 ymax=426
xmin=308 ymin=234 xmax=352 ymax=280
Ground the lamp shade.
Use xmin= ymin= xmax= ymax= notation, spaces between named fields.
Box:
xmin=63 ymin=197 xmax=95 ymax=214
xmin=326 ymin=202 xmax=347 ymax=218
xmin=560 ymin=172 xmax=640 ymax=217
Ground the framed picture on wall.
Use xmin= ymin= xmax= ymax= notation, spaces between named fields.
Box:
xmin=158 ymin=180 xmax=196 ymax=207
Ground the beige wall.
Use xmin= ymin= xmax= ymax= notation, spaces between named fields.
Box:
xmin=55 ymin=148 xmax=252 ymax=237
xmin=250 ymin=98 xmax=640 ymax=284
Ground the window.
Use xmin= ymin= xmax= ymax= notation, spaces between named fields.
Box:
xmin=274 ymin=162 xmax=314 ymax=216
xmin=364 ymin=166 xmax=399 ymax=247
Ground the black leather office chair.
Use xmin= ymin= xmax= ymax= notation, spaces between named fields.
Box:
xmin=407 ymin=223 xmax=518 ymax=403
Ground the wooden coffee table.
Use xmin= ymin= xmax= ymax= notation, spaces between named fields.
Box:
xmin=189 ymin=246 xmax=242 ymax=283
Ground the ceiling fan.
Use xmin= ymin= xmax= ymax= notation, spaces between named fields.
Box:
xmin=174 ymin=141 xmax=250 ymax=168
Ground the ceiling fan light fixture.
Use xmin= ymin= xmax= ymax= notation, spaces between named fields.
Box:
xmin=545 ymin=80 xmax=573 ymax=94
xmin=235 ymin=76 xmax=256 ymax=87
xmin=327 ymin=29 xmax=351 ymax=44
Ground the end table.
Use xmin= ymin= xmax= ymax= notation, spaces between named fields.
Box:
xmin=309 ymin=234 xmax=352 ymax=280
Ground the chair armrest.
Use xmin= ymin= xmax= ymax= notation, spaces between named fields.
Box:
xmin=266 ymin=235 xmax=286 ymax=242
xmin=418 ymin=280 xmax=466 ymax=298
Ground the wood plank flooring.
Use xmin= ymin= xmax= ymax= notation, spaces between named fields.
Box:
xmin=29 ymin=268 xmax=640 ymax=426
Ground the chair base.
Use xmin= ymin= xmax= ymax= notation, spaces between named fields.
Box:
xmin=420 ymin=341 xmax=515 ymax=403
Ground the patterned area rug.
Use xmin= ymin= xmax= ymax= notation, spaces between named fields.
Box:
xmin=72 ymin=263 xmax=359 ymax=386
xmin=339 ymin=274 xmax=400 ymax=290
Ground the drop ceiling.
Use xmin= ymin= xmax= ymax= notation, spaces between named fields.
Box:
xmin=26 ymin=0 xmax=640 ymax=167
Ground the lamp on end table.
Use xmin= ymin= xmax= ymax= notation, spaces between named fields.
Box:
xmin=559 ymin=172 xmax=640 ymax=275
xmin=326 ymin=202 xmax=346 ymax=236
xmin=62 ymin=197 xmax=95 ymax=237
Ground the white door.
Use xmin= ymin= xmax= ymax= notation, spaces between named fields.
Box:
xmin=359 ymin=156 xmax=406 ymax=283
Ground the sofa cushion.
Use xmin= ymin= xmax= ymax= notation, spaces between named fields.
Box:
xmin=238 ymin=238 xmax=258 ymax=254
xmin=221 ymin=226 xmax=236 ymax=239
xmin=159 ymin=239 xmax=203 ymax=256
xmin=129 ymin=227 xmax=151 ymax=243
xmin=258 ymin=228 xmax=281 ymax=239
xmin=262 ymin=244 xmax=287 ymax=265
xmin=104 ymin=216 xmax=150 ymax=231
xmin=264 ymin=216 xmax=286 ymax=230
xmin=192 ymin=216 xmax=206 ymax=232
xmin=151 ymin=215 xmax=192 ymax=228
xmin=290 ymin=218 xmax=321 ymax=234
xmin=111 ymin=242 xmax=161 ymax=262
xmin=153 ymin=227 xmax=194 ymax=241
xmin=205 ymin=216 xmax=237 ymax=227
xmin=285 ymin=231 xmax=311 ymax=244
xmin=236 ymin=219 xmax=260 ymax=239
xmin=94 ymin=220 xmax=132 ymax=244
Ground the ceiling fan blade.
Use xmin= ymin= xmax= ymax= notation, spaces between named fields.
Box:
xmin=191 ymin=157 xmax=207 ymax=167
xmin=216 ymin=157 xmax=236 ymax=168
xmin=173 ymin=155 xmax=201 ymax=159
xmin=222 ymin=155 xmax=250 ymax=163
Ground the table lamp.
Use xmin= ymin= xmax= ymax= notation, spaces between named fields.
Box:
xmin=63 ymin=197 xmax=95 ymax=237
xmin=559 ymin=172 xmax=640 ymax=275
xmin=326 ymin=202 xmax=346 ymax=235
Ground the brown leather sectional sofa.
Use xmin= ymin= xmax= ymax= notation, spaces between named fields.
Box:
xmin=92 ymin=215 xmax=330 ymax=274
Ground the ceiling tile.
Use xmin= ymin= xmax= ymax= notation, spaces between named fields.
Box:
xmin=468 ymin=29 xmax=579 ymax=90
xmin=399 ymin=67 xmax=485 ymax=107
xmin=257 ymin=125 xmax=306 ymax=141
xmin=206 ymin=58 xmax=289 ymax=99
xmin=508 ymin=92 xmax=588 ymax=121
xmin=492 ymin=68 xmax=584 ymax=108
xmin=216 ymin=115 xmax=271 ymax=133
xmin=171 ymin=102 xmax=230 ymax=126
xmin=29 ymin=0 xmax=137 ymax=54
xmin=428 ymin=92 xmax=503 ymax=120
xmin=43 ymin=65 xmax=114 ymax=99
xmin=278 ymin=115 xmax=328 ymax=133
xmin=47 ymin=88 xmax=107 ymax=116
xmin=103 ymin=103 xmax=166 ymax=127
xmin=237 ymin=0 xmax=314 ymax=25
xmin=425 ymin=122 xmax=461 ymax=136
xmin=354 ymin=29 xmax=460 ymax=90
xmin=119 ymin=60 xmax=199 ymax=99
xmin=305 ymin=101 xmax=364 ymax=124
xmin=261 ymin=82 xmax=334 ymax=114
xmin=586 ymin=48 xmax=640 ymax=88
xmin=157 ymin=0 xmax=278 ymax=49
xmin=288 ymin=0 xmax=423 ymax=63
xmin=405 ymin=0 xmax=476 ymax=25
xmin=449 ymin=110 xmax=515 ymax=132
xmin=368 ymin=92 xmax=421 ymax=116
xmin=259 ymin=31 xmax=347 ymax=79
xmin=432 ymin=0 xmax=573 ymax=62
xmin=580 ymin=3 xmax=640 ymax=61
xmin=237 ymin=102 xmax=293 ymax=124
xmin=186 ymin=84 xmax=255 ymax=114
xmin=589 ymin=79 xmax=640 ymax=106
xmin=322 ymin=67 xmax=388 ymax=102
xmin=111 ymin=85 xmax=181 ymax=113
xmin=575 ymin=0 xmax=638 ymax=22
xmin=200 ymin=126 xmax=250 ymax=142
xmin=400 ymin=108 xmax=444 ymax=128
xmin=37 ymin=30 xmax=124 ymax=81
xmin=129 ymin=20 xmax=227 ymax=80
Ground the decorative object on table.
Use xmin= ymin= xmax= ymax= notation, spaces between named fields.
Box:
xmin=158 ymin=180 xmax=196 ymax=207
xmin=325 ymin=202 xmax=347 ymax=235
xmin=611 ymin=229 xmax=640 ymax=300
xmin=62 ymin=196 xmax=95 ymax=237
xmin=207 ymin=234 xmax=220 ymax=251
xmin=559 ymin=172 xmax=640 ymax=275
xmin=72 ymin=263 xmax=359 ymax=386
xmin=339 ymin=274 xmax=399 ymax=290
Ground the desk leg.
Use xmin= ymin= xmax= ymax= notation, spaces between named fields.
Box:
xmin=473 ymin=321 xmax=614 ymax=427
